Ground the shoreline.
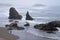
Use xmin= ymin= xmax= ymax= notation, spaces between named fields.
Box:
xmin=0 ymin=27 xmax=19 ymax=40
xmin=11 ymin=28 xmax=57 ymax=40
xmin=17 ymin=31 xmax=57 ymax=40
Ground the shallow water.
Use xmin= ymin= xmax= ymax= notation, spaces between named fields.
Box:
xmin=0 ymin=18 xmax=60 ymax=40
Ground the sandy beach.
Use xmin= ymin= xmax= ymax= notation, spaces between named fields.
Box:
xmin=0 ymin=27 xmax=19 ymax=40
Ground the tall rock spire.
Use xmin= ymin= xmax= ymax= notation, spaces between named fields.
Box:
xmin=9 ymin=7 xmax=22 ymax=19
xmin=26 ymin=11 xmax=33 ymax=20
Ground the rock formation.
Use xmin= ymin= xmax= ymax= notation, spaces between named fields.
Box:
xmin=5 ymin=21 xmax=24 ymax=30
xmin=47 ymin=21 xmax=60 ymax=28
xmin=34 ymin=21 xmax=60 ymax=33
xmin=26 ymin=11 xmax=33 ymax=20
xmin=8 ymin=7 xmax=22 ymax=19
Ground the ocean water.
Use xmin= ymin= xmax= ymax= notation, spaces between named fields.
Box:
xmin=0 ymin=0 xmax=60 ymax=40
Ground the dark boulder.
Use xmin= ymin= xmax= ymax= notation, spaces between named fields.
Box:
xmin=8 ymin=7 xmax=22 ymax=19
xmin=34 ymin=24 xmax=46 ymax=30
xmin=24 ymin=22 xmax=30 ymax=26
xmin=34 ymin=24 xmax=58 ymax=33
xmin=34 ymin=21 xmax=60 ymax=33
xmin=47 ymin=21 xmax=60 ymax=28
xmin=34 ymin=24 xmax=42 ymax=30
xmin=26 ymin=11 xmax=33 ymax=20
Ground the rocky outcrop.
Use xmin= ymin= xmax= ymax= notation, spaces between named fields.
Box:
xmin=5 ymin=21 xmax=24 ymax=30
xmin=8 ymin=7 xmax=22 ymax=19
xmin=47 ymin=21 xmax=60 ymax=28
xmin=34 ymin=24 xmax=46 ymax=30
xmin=26 ymin=11 xmax=33 ymax=20
xmin=34 ymin=21 xmax=60 ymax=33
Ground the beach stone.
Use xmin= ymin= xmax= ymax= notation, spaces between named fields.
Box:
xmin=26 ymin=11 xmax=33 ymax=20
xmin=8 ymin=7 xmax=22 ymax=19
xmin=24 ymin=22 xmax=30 ymax=26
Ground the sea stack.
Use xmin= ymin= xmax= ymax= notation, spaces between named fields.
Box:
xmin=8 ymin=7 xmax=22 ymax=19
xmin=26 ymin=11 xmax=33 ymax=20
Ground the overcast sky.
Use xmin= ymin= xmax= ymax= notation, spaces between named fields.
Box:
xmin=0 ymin=0 xmax=60 ymax=5
xmin=0 ymin=0 xmax=60 ymax=8
xmin=0 ymin=0 xmax=60 ymax=17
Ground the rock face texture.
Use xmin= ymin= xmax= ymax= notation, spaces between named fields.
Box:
xmin=8 ymin=7 xmax=22 ymax=19
xmin=26 ymin=11 xmax=33 ymax=20
xmin=34 ymin=21 xmax=60 ymax=33
xmin=47 ymin=21 xmax=60 ymax=28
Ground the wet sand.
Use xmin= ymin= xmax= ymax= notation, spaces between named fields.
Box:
xmin=23 ymin=32 xmax=57 ymax=40
xmin=0 ymin=26 xmax=58 ymax=40
xmin=11 ymin=27 xmax=57 ymax=40
xmin=0 ymin=27 xmax=19 ymax=40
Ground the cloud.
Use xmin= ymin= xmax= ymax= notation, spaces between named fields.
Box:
xmin=33 ymin=4 xmax=46 ymax=7
xmin=0 ymin=3 xmax=12 ymax=7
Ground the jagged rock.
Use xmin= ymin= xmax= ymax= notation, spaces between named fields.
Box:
xmin=24 ymin=22 xmax=30 ymax=26
xmin=34 ymin=24 xmax=58 ymax=33
xmin=8 ymin=7 xmax=22 ymax=19
xmin=34 ymin=21 xmax=60 ymax=33
xmin=26 ymin=11 xmax=33 ymax=20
